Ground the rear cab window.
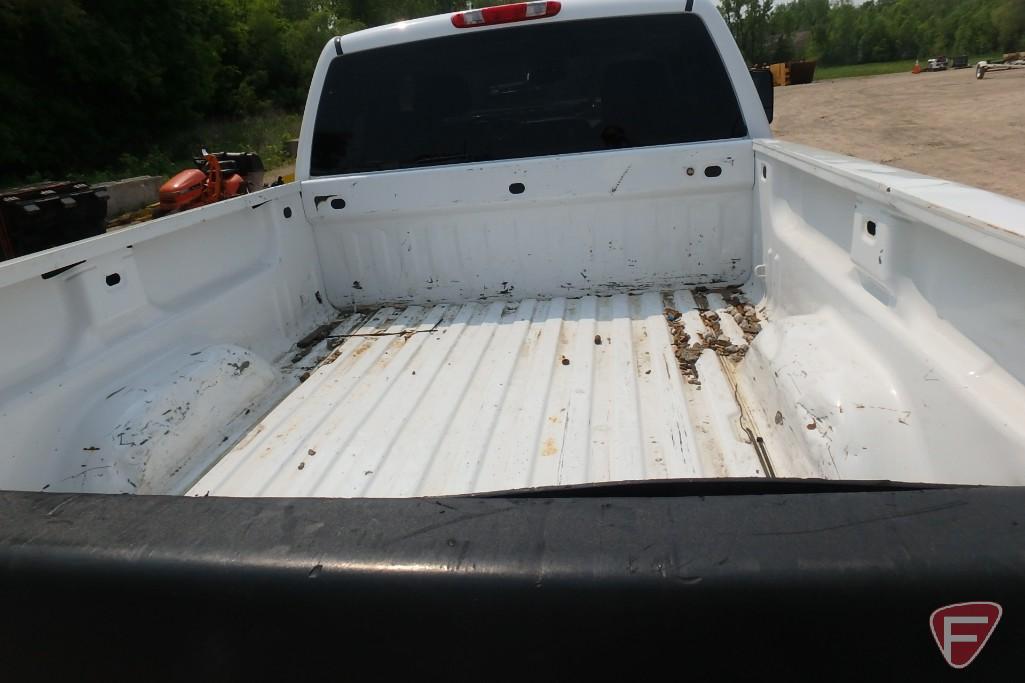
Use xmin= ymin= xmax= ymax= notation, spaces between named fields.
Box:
xmin=311 ymin=13 xmax=747 ymax=176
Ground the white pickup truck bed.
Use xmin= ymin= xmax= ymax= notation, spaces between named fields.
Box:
xmin=192 ymin=288 xmax=769 ymax=498
xmin=3 ymin=0 xmax=1025 ymax=499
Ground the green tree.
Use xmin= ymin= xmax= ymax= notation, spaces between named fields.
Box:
xmin=993 ymin=0 xmax=1025 ymax=50
xmin=720 ymin=0 xmax=775 ymax=64
xmin=1 ymin=0 xmax=1019 ymax=185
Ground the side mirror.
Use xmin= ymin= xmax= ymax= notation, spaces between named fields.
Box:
xmin=749 ymin=69 xmax=774 ymax=124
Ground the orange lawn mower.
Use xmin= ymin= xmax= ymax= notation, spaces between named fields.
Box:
xmin=157 ymin=150 xmax=264 ymax=215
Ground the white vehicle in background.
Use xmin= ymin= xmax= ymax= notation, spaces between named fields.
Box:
xmin=2 ymin=0 xmax=1024 ymax=677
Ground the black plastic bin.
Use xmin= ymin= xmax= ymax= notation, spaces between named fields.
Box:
xmin=195 ymin=152 xmax=265 ymax=191
xmin=0 ymin=181 xmax=109 ymax=261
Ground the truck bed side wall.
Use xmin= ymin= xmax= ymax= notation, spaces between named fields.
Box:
xmin=300 ymin=142 xmax=755 ymax=307
xmin=0 ymin=186 xmax=333 ymax=493
xmin=753 ymin=140 xmax=1025 ymax=484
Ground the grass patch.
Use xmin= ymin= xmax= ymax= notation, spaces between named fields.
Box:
xmin=815 ymin=59 xmax=918 ymax=80
xmin=66 ymin=110 xmax=301 ymax=186
xmin=815 ymin=55 xmax=1001 ymax=81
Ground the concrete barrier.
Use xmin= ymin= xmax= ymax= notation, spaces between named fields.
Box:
xmin=99 ymin=175 xmax=163 ymax=218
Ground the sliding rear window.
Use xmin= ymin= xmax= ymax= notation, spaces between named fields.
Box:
xmin=310 ymin=13 xmax=746 ymax=176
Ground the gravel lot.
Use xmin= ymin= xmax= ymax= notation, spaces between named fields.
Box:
xmin=771 ymin=66 xmax=1025 ymax=201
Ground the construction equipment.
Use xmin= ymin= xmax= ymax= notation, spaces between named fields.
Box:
xmin=158 ymin=150 xmax=264 ymax=214
xmin=766 ymin=60 xmax=816 ymax=87
xmin=976 ymin=52 xmax=1025 ymax=79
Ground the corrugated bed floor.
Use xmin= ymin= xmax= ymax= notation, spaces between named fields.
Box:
xmin=190 ymin=289 xmax=768 ymax=498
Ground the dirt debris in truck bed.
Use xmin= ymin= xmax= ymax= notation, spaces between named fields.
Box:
xmin=666 ymin=286 xmax=764 ymax=388
xmin=288 ymin=287 xmax=766 ymax=394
